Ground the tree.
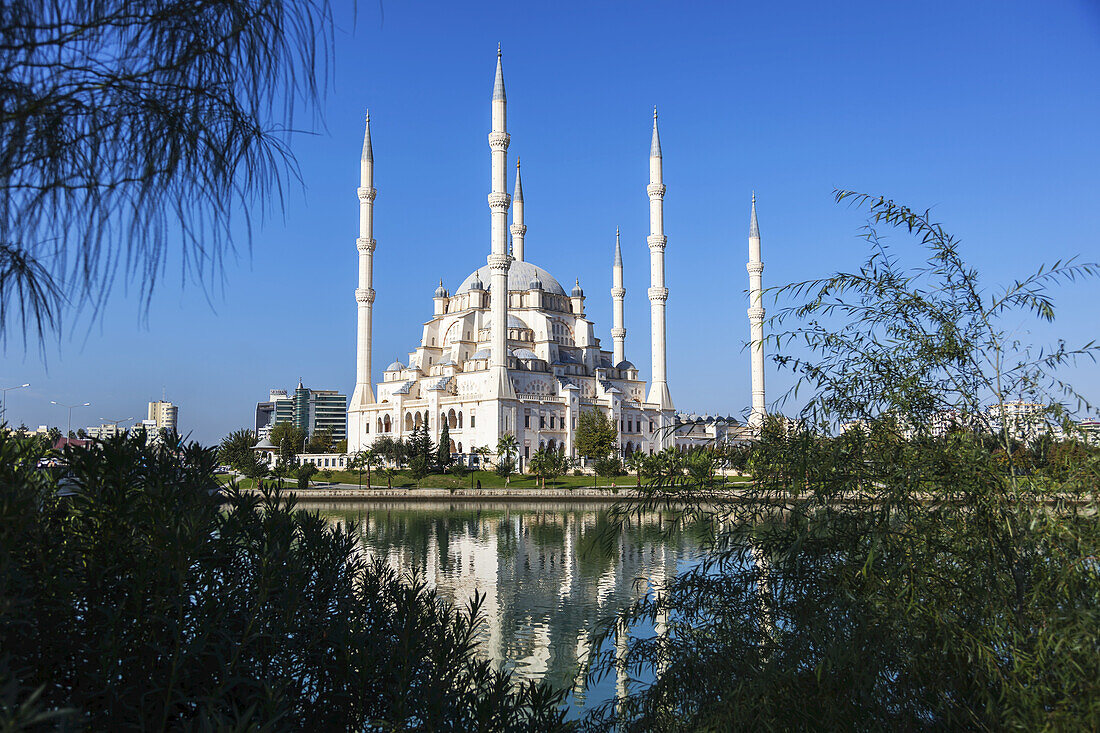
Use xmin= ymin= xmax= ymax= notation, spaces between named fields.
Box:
xmin=496 ymin=433 xmax=518 ymax=487
xmin=351 ymin=448 xmax=378 ymax=489
xmin=472 ymin=445 xmax=492 ymax=471
xmin=0 ymin=0 xmax=337 ymax=345
xmin=404 ymin=425 xmax=435 ymax=488
xmin=408 ymin=425 xmax=434 ymax=472
xmin=296 ymin=463 xmax=317 ymax=490
xmin=0 ymin=431 xmax=570 ymax=730
xmin=378 ymin=464 xmax=397 ymax=490
xmin=217 ymin=428 xmax=256 ymax=471
xmin=240 ymin=453 xmax=268 ymax=481
xmin=575 ymin=409 xmax=617 ymax=464
xmin=437 ymin=422 xmax=452 ymax=471
xmin=269 ymin=421 xmax=305 ymax=464
xmin=624 ymin=452 xmax=647 ymax=487
xmin=335 ymin=439 xmax=348 ymax=454
xmin=528 ymin=447 xmax=568 ymax=490
xmin=592 ymin=456 xmax=623 ymax=483
xmin=684 ymin=449 xmax=717 ymax=487
xmin=305 ymin=427 xmax=334 ymax=454
xmin=588 ymin=193 xmax=1100 ymax=731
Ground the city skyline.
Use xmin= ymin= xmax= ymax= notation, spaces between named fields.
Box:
xmin=4 ymin=0 xmax=1099 ymax=444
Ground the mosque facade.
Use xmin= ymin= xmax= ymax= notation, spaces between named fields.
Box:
xmin=347 ymin=50 xmax=764 ymax=461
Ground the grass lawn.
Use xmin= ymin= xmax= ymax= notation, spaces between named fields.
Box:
xmin=218 ymin=470 xmax=752 ymax=491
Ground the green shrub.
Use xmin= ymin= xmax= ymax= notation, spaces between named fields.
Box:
xmin=0 ymin=433 xmax=570 ymax=731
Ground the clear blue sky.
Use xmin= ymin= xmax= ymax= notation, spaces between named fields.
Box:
xmin=6 ymin=0 xmax=1100 ymax=443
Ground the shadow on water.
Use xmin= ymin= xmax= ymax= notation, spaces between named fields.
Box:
xmin=301 ymin=500 xmax=713 ymax=715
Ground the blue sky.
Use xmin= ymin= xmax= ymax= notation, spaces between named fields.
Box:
xmin=5 ymin=0 xmax=1100 ymax=443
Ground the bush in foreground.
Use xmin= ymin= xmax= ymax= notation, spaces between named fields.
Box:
xmin=0 ymin=433 xmax=570 ymax=731
xmin=583 ymin=194 xmax=1100 ymax=732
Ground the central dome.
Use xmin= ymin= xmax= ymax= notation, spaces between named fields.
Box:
xmin=455 ymin=261 xmax=567 ymax=296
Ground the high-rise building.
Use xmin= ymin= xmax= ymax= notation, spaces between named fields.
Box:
xmin=255 ymin=383 xmax=346 ymax=443
xmin=147 ymin=400 xmax=178 ymax=434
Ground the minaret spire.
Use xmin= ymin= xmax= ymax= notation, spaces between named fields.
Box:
xmin=646 ymin=107 xmax=673 ymax=414
xmin=351 ymin=110 xmax=378 ymax=444
xmin=487 ymin=46 xmax=515 ymax=399
xmin=361 ymin=109 xmax=373 ymax=162
xmin=747 ymin=192 xmax=766 ymax=428
xmin=611 ymin=227 xmax=627 ymax=365
xmin=511 ymin=158 xmax=526 ymax=262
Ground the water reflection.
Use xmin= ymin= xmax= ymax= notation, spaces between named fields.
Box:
xmin=302 ymin=501 xmax=709 ymax=703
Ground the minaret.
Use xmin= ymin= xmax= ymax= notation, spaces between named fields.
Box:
xmin=511 ymin=158 xmax=526 ymax=262
xmin=352 ymin=111 xmax=377 ymax=407
xmin=747 ymin=192 xmax=766 ymax=428
xmin=611 ymin=228 xmax=626 ymax=365
xmin=487 ymin=46 xmax=515 ymax=398
xmin=646 ymin=108 xmax=673 ymax=409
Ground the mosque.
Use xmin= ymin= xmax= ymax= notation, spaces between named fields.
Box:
xmin=346 ymin=49 xmax=766 ymax=462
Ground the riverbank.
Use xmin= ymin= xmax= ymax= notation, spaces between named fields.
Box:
xmin=239 ymin=484 xmax=649 ymax=501
xmin=218 ymin=469 xmax=752 ymax=492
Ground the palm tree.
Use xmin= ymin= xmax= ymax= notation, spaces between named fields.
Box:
xmin=496 ymin=433 xmax=519 ymax=487
xmin=352 ymin=448 xmax=378 ymax=488
xmin=378 ymin=464 xmax=396 ymax=490
xmin=472 ymin=445 xmax=492 ymax=471
xmin=625 ymin=452 xmax=646 ymax=488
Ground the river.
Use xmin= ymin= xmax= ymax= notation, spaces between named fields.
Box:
xmin=300 ymin=500 xmax=711 ymax=713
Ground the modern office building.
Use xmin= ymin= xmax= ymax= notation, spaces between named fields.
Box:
xmin=255 ymin=383 xmax=347 ymax=443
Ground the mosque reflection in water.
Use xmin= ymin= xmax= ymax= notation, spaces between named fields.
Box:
xmin=302 ymin=501 xmax=710 ymax=703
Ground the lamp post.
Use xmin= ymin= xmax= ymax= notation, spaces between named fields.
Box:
xmin=1 ymin=383 xmax=29 ymax=425
xmin=51 ymin=400 xmax=91 ymax=436
xmin=99 ymin=416 xmax=134 ymax=437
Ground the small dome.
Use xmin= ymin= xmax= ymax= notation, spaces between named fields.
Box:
xmin=469 ymin=271 xmax=485 ymax=290
xmin=529 ymin=275 xmax=543 ymax=290
xmin=434 ymin=279 xmax=448 ymax=298
xmin=571 ymin=279 xmax=584 ymax=297
xmin=614 ymin=360 xmax=636 ymax=371
xmin=385 ymin=359 xmax=405 ymax=372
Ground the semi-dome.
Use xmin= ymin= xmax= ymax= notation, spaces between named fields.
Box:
xmin=455 ymin=261 xmax=566 ymax=296
xmin=511 ymin=348 xmax=539 ymax=360
xmin=484 ymin=314 xmax=529 ymax=330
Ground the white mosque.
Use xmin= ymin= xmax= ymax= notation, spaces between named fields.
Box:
xmin=346 ymin=49 xmax=766 ymax=462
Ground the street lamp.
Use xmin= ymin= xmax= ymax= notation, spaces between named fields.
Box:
xmin=51 ymin=400 xmax=91 ymax=436
xmin=1 ymin=383 xmax=29 ymax=425
xmin=99 ymin=416 xmax=134 ymax=437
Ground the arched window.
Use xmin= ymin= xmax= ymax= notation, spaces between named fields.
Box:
xmin=458 ymin=411 xmax=463 ymax=428
xmin=384 ymin=414 xmax=392 ymax=432
xmin=405 ymin=412 xmax=414 ymax=431
xmin=448 ymin=409 xmax=457 ymax=429
xmin=376 ymin=417 xmax=383 ymax=433
xmin=457 ymin=442 xmax=462 ymax=453
xmin=414 ymin=412 xmax=422 ymax=428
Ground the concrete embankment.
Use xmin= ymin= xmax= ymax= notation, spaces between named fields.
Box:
xmin=240 ymin=485 xmax=647 ymax=502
